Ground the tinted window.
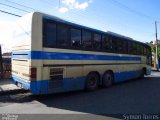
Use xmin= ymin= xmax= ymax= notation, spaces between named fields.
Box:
xmin=143 ymin=46 xmax=145 ymax=55
xmin=128 ymin=41 xmax=137 ymax=55
xmin=112 ymin=38 xmax=118 ymax=52
xmin=144 ymin=46 xmax=147 ymax=55
xmin=140 ymin=44 xmax=144 ymax=55
xmin=132 ymin=42 xmax=137 ymax=54
xmin=128 ymin=41 xmax=132 ymax=54
xmin=43 ymin=20 xmax=56 ymax=47
xmin=117 ymin=38 xmax=123 ymax=53
xmin=71 ymin=28 xmax=81 ymax=48
xmin=137 ymin=44 xmax=141 ymax=55
xmin=117 ymin=39 xmax=128 ymax=54
xmin=122 ymin=40 xmax=128 ymax=54
xmin=93 ymin=33 xmax=101 ymax=49
xmin=82 ymin=30 xmax=92 ymax=49
xmin=102 ymin=35 xmax=113 ymax=52
xmin=57 ymin=24 xmax=69 ymax=47
xmin=137 ymin=44 xmax=144 ymax=55
xmin=116 ymin=39 xmax=127 ymax=54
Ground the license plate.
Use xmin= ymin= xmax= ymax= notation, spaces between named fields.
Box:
xmin=17 ymin=82 xmax=22 ymax=88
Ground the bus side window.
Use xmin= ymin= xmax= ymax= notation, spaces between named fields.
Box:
xmin=144 ymin=46 xmax=145 ymax=55
xmin=57 ymin=24 xmax=69 ymax=47
xmin=82 ymin=30 xmax=92 ymax=49
xmin=43 ymin=20 xmax=57 ymax=48
xmin=144 ymin=46 xmax=147 ymax=55
xmin=128 ymin=41 xmax=132 ymax=54
xmin=132 ymin=42 xmax=137 ymax=55
xmin=71 ymin=28 xmax=81 ymax=48
xmin=117 ymin=38 xmax=123 ymax=53
xmin=93 ymin=33 xmax=101 ymax=50
xmin=102 ymin=35 xmax=112 ymax=52
xmin=112 ymin=38 xmax=117 ymax=53
xmin=137 ymin=44 xmax=140 ymax=55
xmin=141 ymin=45 xmax=144 ymax=55
xmin=123 ymin=40 xmax=128 ymax=54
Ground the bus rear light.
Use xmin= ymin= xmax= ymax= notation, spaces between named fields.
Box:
xmin=30 ymin=67 xmax=37 ymax=80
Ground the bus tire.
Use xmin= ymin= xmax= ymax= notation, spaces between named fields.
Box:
xmin=85 ymin=72 xmax=99 ymax=91
xmin=102 ymin=71 xmax=113 ymax=88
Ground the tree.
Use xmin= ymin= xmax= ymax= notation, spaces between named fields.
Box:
xmin=149 ymin=41 xmax=160 ymax=58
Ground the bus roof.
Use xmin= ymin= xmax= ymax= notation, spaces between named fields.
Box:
xmin=33 ymin=12 xmax=150 ymax=47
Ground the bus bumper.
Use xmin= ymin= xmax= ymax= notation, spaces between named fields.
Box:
xmin=12 ymin=75 xmax=30 ymax=90
xmin=12 ymin=75 xmax=43 ymax=94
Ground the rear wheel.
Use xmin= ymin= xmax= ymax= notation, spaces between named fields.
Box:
xmin=85 ymin=72 xmax=99 ymax=91
xmin=102 ymin=71 xmax=113 ymax=88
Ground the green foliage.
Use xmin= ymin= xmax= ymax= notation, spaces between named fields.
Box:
xmin=149 ymin=41 xmax=160 ymax=58
xmin=158 ymin=45 xmax=160 ymax=58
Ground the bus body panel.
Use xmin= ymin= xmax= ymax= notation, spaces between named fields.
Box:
xmin=12 ymin=13 xmax=33 ymax=89
xmin=12 ymin=12 xmax=152 ymax=95
xmin=12 ymin=49 xmax=150 ymax=94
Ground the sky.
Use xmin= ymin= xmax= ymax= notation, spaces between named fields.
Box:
xmin=0 ymin=0 xmax=160 ymax=53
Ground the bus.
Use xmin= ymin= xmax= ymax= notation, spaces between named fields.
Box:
xmin=12 ymin=12 xmax=152 ymax=95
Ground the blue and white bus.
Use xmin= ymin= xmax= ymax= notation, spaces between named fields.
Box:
xmin=12 ymin=12 xmax=152 ymax=95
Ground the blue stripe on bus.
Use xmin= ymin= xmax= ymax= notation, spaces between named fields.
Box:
xmin=114 ymin=70 xmax=141 ymax=82
xmin=12 ymin=70 xmax=142 ymax=95
xmin=12 ymin=51 xmax=141 ymax=61
xmin=12 ymin=75 xmax=85 ymax=94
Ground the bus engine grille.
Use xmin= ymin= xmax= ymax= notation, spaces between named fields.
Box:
xmin=49 ymin=68 xmax=63 ymax=88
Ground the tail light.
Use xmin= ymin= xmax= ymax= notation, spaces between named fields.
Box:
xmin=30 ymin=67 xmax=37 ymax=80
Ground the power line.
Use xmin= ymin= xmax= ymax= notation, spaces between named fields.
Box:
xmin=0 ymin=9 xmax=21 ymax=17
xmin=2 ymin=0 xmax=157 ymax=36
xmin=5 ymin=0 xmax=36 ymax=11
xmin=0 ymin=2 xmax=30 ymax=13
xmin=109 ymin=0 xmax=154 ymax=20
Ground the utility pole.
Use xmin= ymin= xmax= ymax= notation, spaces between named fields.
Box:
xmin=155 ymin=21 xmax=159 ymax=70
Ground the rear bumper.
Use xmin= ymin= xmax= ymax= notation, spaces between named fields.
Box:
xmin=12 ymin=75 xmax=43 ymax=95
xmin=12 ymin=75 xmax=30 ymax=90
